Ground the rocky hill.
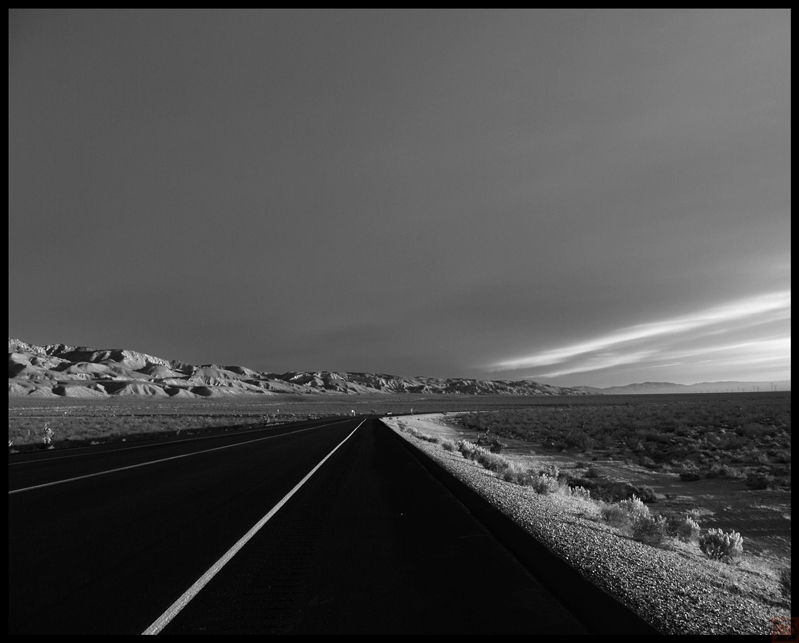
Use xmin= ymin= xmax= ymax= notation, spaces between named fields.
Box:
xmin=8 ymin=338 xmax=584 ymax=398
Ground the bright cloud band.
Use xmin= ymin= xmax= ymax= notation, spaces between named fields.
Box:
xmin=490 ymin=290 xmax=791 ymax=380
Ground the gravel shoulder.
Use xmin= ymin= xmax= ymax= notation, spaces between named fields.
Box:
xmin=383 ymin=414 xmax=790 ymax=635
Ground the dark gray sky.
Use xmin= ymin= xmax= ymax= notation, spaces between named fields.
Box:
xmin=9 ymin=9 xmax=791 ymax=386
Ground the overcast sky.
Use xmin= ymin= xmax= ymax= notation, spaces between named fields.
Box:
xmin=9 ymin=9 xmax=791 ymax=387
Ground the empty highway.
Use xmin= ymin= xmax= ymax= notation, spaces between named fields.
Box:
xmin=10 ymin=418 xmax=606 ymax=634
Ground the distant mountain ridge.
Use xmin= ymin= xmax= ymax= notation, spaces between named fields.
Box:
xmin=572 ymin=380 xmax=790 ymax=395
xmin=8 ymin=338 xmax=585 ymax=398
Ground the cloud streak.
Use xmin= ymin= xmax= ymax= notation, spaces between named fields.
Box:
xmin=490 ymin=290 xmax=791 ymax=382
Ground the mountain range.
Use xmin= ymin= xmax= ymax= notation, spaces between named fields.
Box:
xmin=573 ymin=380 xmax=790 ymax=395
xmin=10 ymin=339 xmax=788 ymax=399
xmin=8 ymin=338 xmax=584 ymax=398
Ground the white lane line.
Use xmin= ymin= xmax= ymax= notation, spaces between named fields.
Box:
xmin=142 ymin=419 xmax=365 ymax=635
xmin=8 ymin=420 xmax=351 ymax=495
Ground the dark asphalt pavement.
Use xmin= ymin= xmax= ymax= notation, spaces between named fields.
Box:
xmin=9 ymin=418 xmax=588 ymax=634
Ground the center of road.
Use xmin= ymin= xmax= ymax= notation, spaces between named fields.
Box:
xmin=141 ymin=419 xmax=365 ymax=635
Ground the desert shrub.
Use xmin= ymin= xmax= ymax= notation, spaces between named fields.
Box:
xmin=531 ymin=474 xmax=559 ymax=495
xmin=456 ymin=440 xmax=512 ymax=474
xmin=771 ymin=451 xmax=792 ymax=464
xmin=770 ymin=464 xmax=790 ymax=477
xmin=698 ymin=528 xmax=744 ymax=563
xmin=600 ymin=481 xmax=632 ymax=502
xmin=631 ymin=514 xmax=667 ymax=547
xmin=476 ymin=450 xmax=511 ymax=473
xmin=586 ymin=465 xmax=602 ymax=478
xmin=600 ymin=503 xmax=629 ymax=528
xmin=564 ymin=430 xmax=594 ymax=451
xmin=565 ymin=475 xmax=597 ymax=491
xmin=540 ymin=463 xmax=560 ymax=479
xmin=405 ymin=427 xmax=439 ymax=443
xmin=638 ymin=456 xmax=660 ymax=470
xmin=600 ymin=497 xmax=668 ymax=547
xmin=617 ymin=495 xmax=650 ymax=523
xmin=778 ymin=567 xmax=791 ymax=598
xmin=456 ymin=439 xmax=480 ymax=459
xmin=567 ymin=486 xmax=592 ymax=502
xmin=665 ymin=514 xmax=701 ymax=542
xmin=579 ymin=480 xmax=648 ymax=504
xmin=737 ymin=422 xmax=769 ymax=438
xmin=629 ymin=485 xmax=657 ymax=503
xmin=745 ymin=472 xmax=775 ymax=490
xmin=756 ymin=452 xmax=771 ymax=466
xmin=440 ymin=439 xmax=456 ymax=452
xmin=679 ymin=468 xmax=702 ymax=481
xmin=718 ymin=464 xmax=745 ymax=478
xmin=501 ymin=464 xmax=533 ymax=486
xmin=601 ymin=481 xmax=650 ymax=503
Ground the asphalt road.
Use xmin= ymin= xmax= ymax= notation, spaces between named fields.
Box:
xmin=9 ymin=418 xmax=589 ymax=634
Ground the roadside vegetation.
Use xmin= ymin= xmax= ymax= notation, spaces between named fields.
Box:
xmin=392 ymin=408 xmax=791 ymax=608
xmin=456 ymin=393 xmax=791 ymax=490
xmin=7 ymin=394 xmax=644 ymax=452
xmin=396 ymin=423 xmax=752 ymax=563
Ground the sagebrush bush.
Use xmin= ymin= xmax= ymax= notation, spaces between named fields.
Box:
xmin=567 ymin=486 xmax=592 ymax=502
xmin=476 ymin=451 xmax=511 ymax=473
xmin=617 ymin=496 xmax=650 ymax=523
xmin=531 ymin=474 xmax=559 ymax=495
xmin=718 ymin=464 xmax=744 ymax=478
xmin=406 ymin=427 xmax=439 ymax=443
xmin=501 ymin=464 xmax=533 ymax=486
xmin=540 ymin=464 xmax=560 ymax=479
xmin=745 ymin=472 xmax=774 ymax=490
xmin=600 ymin=503 xmax=629 ymax=528
xmin=698 ymin=528 xmax=744 ymax=563
xmin=456 ymin=440 xmax=512 ymax=473
xmin=664 ymin=514 xmax=700 ymax=542
xmin=630 ymin=485 xmax=657 ymax=503
xmin=440 ymin=439 xmax=456 ymax=452
xmin=630 ymin=514 xmax=667 ymax=547
xmin=489 ymin=442 xmax=503 ymax=454
xmin=456 ymin=439 xmax=479 ymax=458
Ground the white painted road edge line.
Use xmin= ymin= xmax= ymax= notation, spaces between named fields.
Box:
xmin=141 ymin=419 xmax=365 ymax=635
xmin=8 ymin=420 xmax=351 ymax=495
